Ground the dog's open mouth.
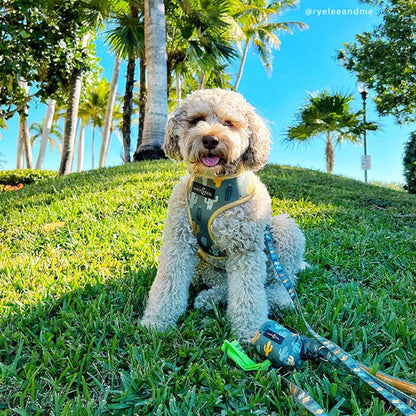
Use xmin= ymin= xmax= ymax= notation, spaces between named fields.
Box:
xmin=201 ymin=155 xmax=220 ymax=167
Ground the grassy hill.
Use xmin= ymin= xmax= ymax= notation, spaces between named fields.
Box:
xmin=0 ymin=160 xmax=415 ymax=415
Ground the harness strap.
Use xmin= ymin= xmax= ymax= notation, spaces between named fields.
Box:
xmin=264 ymin=225 xmax=416 ymax=416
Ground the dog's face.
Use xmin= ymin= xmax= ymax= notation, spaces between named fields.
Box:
xmin=163 ymin=89 xmax=271 ymax=177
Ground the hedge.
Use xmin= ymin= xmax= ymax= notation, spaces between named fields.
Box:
xmin=403 ymin=132 xmax=416 ymax=194
xmin=0 ymin=169 xmax=58 ymax=186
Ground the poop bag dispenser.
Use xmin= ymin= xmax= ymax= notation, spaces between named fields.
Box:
xmin=251 ymin=320 xmax=305 ymax=368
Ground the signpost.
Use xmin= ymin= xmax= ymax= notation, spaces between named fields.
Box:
xmin=357 ymin=82 xmax=369 ymax=183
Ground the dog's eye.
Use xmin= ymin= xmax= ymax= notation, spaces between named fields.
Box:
xmin=188 ymin=116 xmax=205 ymax=126
xmin=224 ymin=120 xmax=234 ymax=128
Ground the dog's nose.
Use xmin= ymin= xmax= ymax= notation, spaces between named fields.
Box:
xmin=202 ymin=135 xmax=219 ymax=150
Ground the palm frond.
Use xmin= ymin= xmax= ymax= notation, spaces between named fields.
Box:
xmin=105 ymin=9 xmax=144 ymax=59
xmin=285 ymin=90 xmax=378 ymax=144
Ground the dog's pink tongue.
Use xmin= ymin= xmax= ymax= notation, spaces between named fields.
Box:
xmin=201 ymin=156 xmax=220 ymax=167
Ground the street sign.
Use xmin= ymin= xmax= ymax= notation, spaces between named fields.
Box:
xmin=361 ymin=155 xmax=371 ymax=170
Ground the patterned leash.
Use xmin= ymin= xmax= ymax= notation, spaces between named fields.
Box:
xmin=263 ymin=225 xmax=416 ymax=416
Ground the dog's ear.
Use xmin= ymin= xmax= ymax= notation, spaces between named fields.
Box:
xmin=242 ymin=108 xmax=271 ymax=171
xmin=163 ymin=106 xmax=186 ymax=161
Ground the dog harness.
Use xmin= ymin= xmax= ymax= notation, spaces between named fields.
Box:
xmin=185 ymin=171 xmax=256 ymax=259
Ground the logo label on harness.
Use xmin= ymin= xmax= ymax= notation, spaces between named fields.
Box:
xmin=191 ymin=182 xmax=216 ymax=199
xmin=264 ymin=329 xmax=285 ymax=344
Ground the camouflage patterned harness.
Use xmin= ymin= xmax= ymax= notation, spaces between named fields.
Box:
xmin=185 ymin=172 xmax=256 ymax=259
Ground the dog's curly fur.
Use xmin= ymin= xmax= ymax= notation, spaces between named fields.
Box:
xmin=141 ymin=88 xmax=305 ymax=342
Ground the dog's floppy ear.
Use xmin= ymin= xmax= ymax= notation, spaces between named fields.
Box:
xmin=243 ymin=107 xmax=271 ymax=171
xmin=163 ymin=106 xmax=187 ymax=161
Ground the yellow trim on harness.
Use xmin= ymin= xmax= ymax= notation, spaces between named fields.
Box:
xmin=206 ymin=191 xmax=256 ymax=246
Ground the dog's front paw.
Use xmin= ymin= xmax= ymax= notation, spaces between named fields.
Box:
xmin=236 ymin=327 xmax=259 ymax=346
xmin=231 ymin=316 xmax=267 ymax=346
xmin=300 ymin=261 xmax=311 ymax=270
xmin=140 ymin=316 xmax=170 ymax=332
xmin=194 ymin=290 xmax=214 ymax=312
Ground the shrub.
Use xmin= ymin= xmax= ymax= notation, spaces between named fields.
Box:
xmin=0 ymin=169 xmax=58 ymax=186
xmin=0 ymin=183 xmax=24 ymax=193
xmin=403 ymin=132 xmax=416 ymax=194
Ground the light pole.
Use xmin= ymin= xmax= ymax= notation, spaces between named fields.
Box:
xmin=357 ymin=82 xmax=369 ymax=183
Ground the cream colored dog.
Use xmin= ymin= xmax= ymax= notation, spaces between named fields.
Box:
xmin=141 ymin=88 xmax=305 ymax=342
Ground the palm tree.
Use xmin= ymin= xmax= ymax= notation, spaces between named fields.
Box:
xmin=286 ymin=90 xmax=378 ymax=174
xmin=99 ymin=55 xmax=122 ymax=168
xmin=78 ymin=78 xmax=110 ymax=169
xmin=77 ymin=119 xmax=86 ymax=172
xmin=16 ymin=122 xmax=25 ymax=169
xmin=59 ymin=1 xmax=113 ymax=175
xmin=134 ymin=0 xmax=168 ymax=161
xmin=35 ymin=98 xmax=57 ymax=169
xmin=165 ymin=0 xmax=237 ymax=95
xmin=233 ymin=0 xmax=306 ymax=90
xmin=17 ymin=79 xmax=33 ymax=169
xmin=170 ymin=61 xmax=232 ymax=107
xmin=59 ymin=34 xmax=89 ymax=175
xmin=106 ymin=1 xmax=145 ymax=163
xmin=103 ymin=98 xmax=124 ymax=164
xmin=30 ymin=121 xmax=62 ymax=165
xmin=131 ymin=0 xmax=238 ymax=160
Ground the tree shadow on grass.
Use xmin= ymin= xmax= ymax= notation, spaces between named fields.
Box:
xmin=0 ymin=263 xmax=235 ymax=415
xmin=0 ymin=265 xmax=150 ymax=413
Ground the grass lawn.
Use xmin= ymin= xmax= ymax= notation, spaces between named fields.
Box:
xmin=0 ymin=160 xmax=415 ymax=415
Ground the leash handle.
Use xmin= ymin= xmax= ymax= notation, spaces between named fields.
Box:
xmin=265 ymin=225 xmax=416 ymax=416
xmin=357 ymin=363 xmax=416 ymax=397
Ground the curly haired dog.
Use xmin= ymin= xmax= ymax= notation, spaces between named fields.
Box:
xmin=141 ymin=88 xmax=305 ymax=343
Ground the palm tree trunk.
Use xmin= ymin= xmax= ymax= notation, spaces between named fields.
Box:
xmin=135 ymin=0 xmax=168 ymax=161
xmin=326 ymin=132 xmax=334 ymax=174
xmin=36 ymin=98 xmax=56 ymax=169
xmin=17 ymin=79 xmax=33 ymax=169
xmin=59 ymin=34 xmax=88 ymax=175
xmin=122 ymin=55 xmax=135 ymax=163
xmin=198 ymin=71 xmax=205 ymax=89
xmin=133 ymin=56 xmax=147 ymax=161
xmin=22 ymin=119 xmax=33 ymax=169
xmin=100 ymin=55 xmax=121 ymax=168
xmin=59 ymin=67 xmax=83 ymax=174
xmin=107 ymin=128 xmax=114 ymax=159
xmin=77 ymin=123 xmax=85 ymax=172
xmin=234 ymin=39 xmax=249 ymax=91
xmin=16 ymin=124 xmax=24 ymax=169
xmin=91 ymin=123 xmax=96 ymax=169
xmin=176 ymin=70 xmax=181 ymax=104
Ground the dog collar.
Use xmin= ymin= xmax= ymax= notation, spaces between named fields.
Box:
xmin=185 ymin=171 xmax=256 ymax=259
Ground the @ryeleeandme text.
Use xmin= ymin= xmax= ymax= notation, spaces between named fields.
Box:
xmin=305 ymin=7 xmax=374 ymax=17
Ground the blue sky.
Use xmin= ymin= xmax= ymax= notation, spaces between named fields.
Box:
xmin=0 ymin=0 xmax=413 ymax=184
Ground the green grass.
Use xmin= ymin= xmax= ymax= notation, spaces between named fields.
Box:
xmin=0 ymin=160 xmax=415 ymax=415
